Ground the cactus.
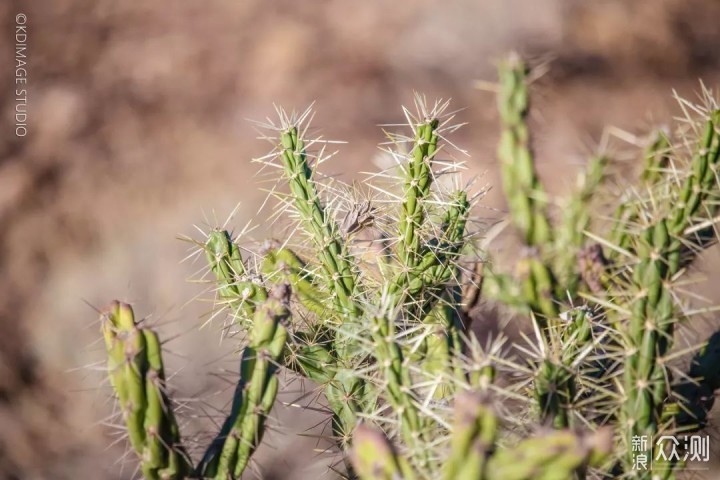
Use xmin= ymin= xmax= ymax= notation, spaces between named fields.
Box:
xmin=484 ymin=57 xmax=720 ymax=479
xmin=352 ymin=393 xmax=612 ymax=480
xmin=196 ymin=283 xmax=290 ymax=479
xmin=442 ymin=392 xmax=497 ymax=479
xmin=101 ymin=302 xmax=191 ymax=480
xmin=96 ymin=55 xmax=720 ymax=480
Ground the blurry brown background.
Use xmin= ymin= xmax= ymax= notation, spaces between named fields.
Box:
xmin=2 ymin=1 xmax=720 ymax=479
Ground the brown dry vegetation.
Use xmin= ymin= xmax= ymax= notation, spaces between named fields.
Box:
xmin=2 ymin=1 xmax=720 ymax=478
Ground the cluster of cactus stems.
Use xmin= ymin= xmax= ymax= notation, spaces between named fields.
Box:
xmin=101 ymin=302 xmax=192 ymax=479
xmin=98 ymin=54 xmax=720 ymax=479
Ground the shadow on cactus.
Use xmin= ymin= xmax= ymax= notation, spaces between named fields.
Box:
xmin=96 ymin=55 xmax=720 ymax=479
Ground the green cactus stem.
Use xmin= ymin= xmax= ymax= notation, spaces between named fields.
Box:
xmin=101 ymin=302 xmax=190 ymax=480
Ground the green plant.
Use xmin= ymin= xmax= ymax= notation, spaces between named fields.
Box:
xmin=97 ymin=55 xmax=720 ymax=479
xmin=101 ymin=302 xmax=191 ymax=479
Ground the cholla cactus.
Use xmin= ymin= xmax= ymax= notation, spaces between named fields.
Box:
xmin=101 ymin=302 xmax=191 ymax=479
xmin=484 ymin=56 xmax=720 ymax=480
xmin=97 ymin=54 xmax=720 ymax=480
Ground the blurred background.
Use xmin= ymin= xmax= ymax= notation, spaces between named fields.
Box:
xmin=2 ymin=0 xmax=720 ymax=478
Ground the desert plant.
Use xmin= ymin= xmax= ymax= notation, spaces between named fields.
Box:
xmin=97 ymin=54 xmax=720 ymax=479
